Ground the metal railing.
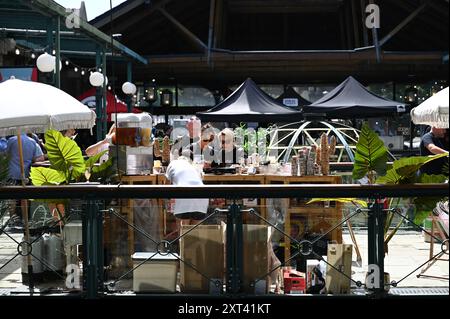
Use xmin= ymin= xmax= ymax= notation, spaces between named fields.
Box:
xmin=0 ymin=183 xmax=448 ymax=298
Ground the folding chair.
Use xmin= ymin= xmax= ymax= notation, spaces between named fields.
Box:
xmin=418 ymin=201 xmax=449 ymax=280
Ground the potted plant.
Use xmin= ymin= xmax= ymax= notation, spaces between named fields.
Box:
xmin=29 ymin=129 xmax=112 ymax=223
xmin=352 ymin=123 xmax=448 ymax=291
xmin=307 ymin=123 xmax=448 ymax=292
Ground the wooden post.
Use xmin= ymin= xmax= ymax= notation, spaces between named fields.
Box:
xmin=17 ymin=130 xmax=34 ymax=291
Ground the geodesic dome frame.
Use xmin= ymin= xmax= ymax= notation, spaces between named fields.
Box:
xmin=266 ymin=120 xmax=395 ymax=163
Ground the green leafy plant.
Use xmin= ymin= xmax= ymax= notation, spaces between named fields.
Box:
xmin=308 ymin=123 xmax=449 ymax=255
xmin=29 ymin=130 xmax=112 ymax=224
xmin=30 ymin=130 xmax=111 ymax=186
xmin=307 ymin=198 xmax=368 ymax=207
xmin=234 ymin=123 xmax=268 ymax=157
xmin=352 ymin=123 xmax=388 ymax=183
xmin=376 ymin=154 xmax=448 ymax=227
xmin=351 ymin=123 xmax=448 ymax=253
xmin=0 ymin=151 xmax=9 ymax=184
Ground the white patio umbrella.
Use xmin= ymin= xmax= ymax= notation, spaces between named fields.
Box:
xmin=410 ymin=87 xmax=449 ymax=128
xmin=0 ymin=78 xmax=96 ymax=286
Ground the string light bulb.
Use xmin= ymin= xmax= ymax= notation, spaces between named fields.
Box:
xmin=15 ymin=48 xmax=20 ymax=55
xmin=74 ymin=67 xmax=78 ymax=72
xmin=31 ymin=53 xmax=36 ymax=59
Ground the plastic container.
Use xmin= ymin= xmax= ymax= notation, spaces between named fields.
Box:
xmin=115 ymin=113 xmax=152 ymax=128
xmin=132 ymin=252 xmax=179 ymax=293
xmin=21 ymin=235 xmax=44 ymax=283
xmin=114 ymin=113 xmax=153 ymax=147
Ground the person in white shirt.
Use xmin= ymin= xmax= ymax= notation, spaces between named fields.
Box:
xmin=165 ymin=156 xmax=208 ymax=226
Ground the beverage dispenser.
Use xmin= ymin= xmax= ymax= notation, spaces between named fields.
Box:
xmin=110 ymin=113 xmax=154 ymax=175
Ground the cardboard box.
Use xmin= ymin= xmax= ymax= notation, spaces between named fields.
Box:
xmin=326 ymin=244 xmax=352 ymax=294
xmin=132 ymin=252 xmax=179 ymax=293
xmin=180 ymin=224 xmax=226 ymax=293
xmin=242 ymin=224 xmax=272 ymax=294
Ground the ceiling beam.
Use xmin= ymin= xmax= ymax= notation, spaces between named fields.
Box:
xmin=101 ymin=0 xmax=174 ymax=34
xmin=91 ymin=0 xmax=146 ymax=29
xmin=20 ymin=0 xmax=148 ymax=64
xmin=390 ymin=0 xmax=444 ymax=33
xmin=379 ymin=2 xmax=428 ymax=47
xmin=157 ymin=7 xmax=207 ymax=52
xmin=227 ymin=0 xmax=342 ymax=13
xmin=207 ymin=0 xmax=216 ymax=64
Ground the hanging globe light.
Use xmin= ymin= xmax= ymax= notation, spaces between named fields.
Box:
xmin=36 ymin=53 xmax=55 ymax=72
xmin=89 ymin=71 xmax=104 ymax=87
xmin=122 ymin=81 xmax=136 ymax=95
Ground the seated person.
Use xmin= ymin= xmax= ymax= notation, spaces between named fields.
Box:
xmin=419 ymin=126 xmax=449 ymax=175
xmin=178 ymin=122 xmax=218 ymax=162
xmin=210 ymin=128 xmax=244 ymax=168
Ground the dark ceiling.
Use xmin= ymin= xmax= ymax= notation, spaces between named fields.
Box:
xmin=92 ymin=0 xmax=449 ymax=85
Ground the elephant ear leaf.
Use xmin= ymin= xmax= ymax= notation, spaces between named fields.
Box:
xmin=394 ymin=153 xmax=449 ymax=177
xmin=377 ymin=154 xmax=449 ymax=184
xmin=352 ymin=123 xmax=388 ymax=180
xmin=85 ymin=150 xmax=108 ymax=169
xmin=307 ymin=198 xmax=368 ymax=207
xmin=44 ymin=130 xmax=85 ymax=180
xmin=376 ymin=167 xmax=403 ymax=184
xmin=418 ymin=173 xmax=447 ymax=184
xmin=30 ymin=167 xmax=66 ymax=186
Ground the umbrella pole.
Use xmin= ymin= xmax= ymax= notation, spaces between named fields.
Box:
xmin=16 ymin=130 xmax=34 ymax=292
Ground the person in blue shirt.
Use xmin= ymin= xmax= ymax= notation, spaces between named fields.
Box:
xmin=7 ymin=134 xmax=45 ymax=182
xmin=5 ymin=134 xmax=45 ymax=230
xmin=0 ymin=137 xmax=7 ymax=153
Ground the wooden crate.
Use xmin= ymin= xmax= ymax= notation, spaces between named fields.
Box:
xmin=326 ymin=244 xmax=353 ymax=294
xmin=265 ymin=175 xmax=343 ymax=262
xmin=179 ymin=224 xmax=226 ymax=293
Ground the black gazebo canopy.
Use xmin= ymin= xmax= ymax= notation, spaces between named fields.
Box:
xmin=197 ymin=78 xmax=303 ymax=122
xmin=302 ymin=76 xmax=407 ymax=118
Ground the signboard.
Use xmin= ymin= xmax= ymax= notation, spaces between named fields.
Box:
xmin=0 ymin=67 xmax=38 ymax=82
xmin=283 ymin=98 xmax=299 ymax=107
xmin=396 ymin=105 xmax=406 ymax=113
